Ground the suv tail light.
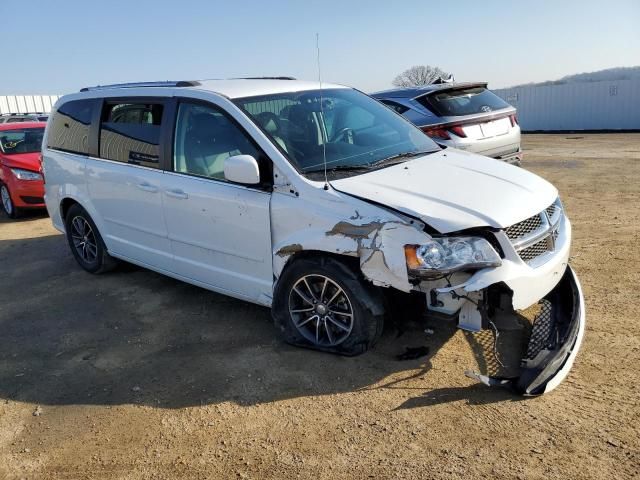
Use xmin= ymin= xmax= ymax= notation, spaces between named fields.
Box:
xmin=448 ymin=125 xmax=467 ymax=138
xmin=421 ymin=126 xmax=450 ymax=140
xmin=509 ymin=114 xmax=518 ymax=127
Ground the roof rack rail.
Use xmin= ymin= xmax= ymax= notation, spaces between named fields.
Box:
xmin=235 ymin=76 xmax=296 ymax=80
xmin=79 ymin=80 xmax=201 ymax=92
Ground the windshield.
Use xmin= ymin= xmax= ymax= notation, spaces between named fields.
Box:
xmin=0 ymin=128 xmax=45 ymax=155
xmin=235 ymin=88 xmax=439 ymax=179
xmin=419 ymin=87 xmax=511 ymax=116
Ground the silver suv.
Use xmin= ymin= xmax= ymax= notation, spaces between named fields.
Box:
xmin=373 ymin=83 xmax=522 ymax=165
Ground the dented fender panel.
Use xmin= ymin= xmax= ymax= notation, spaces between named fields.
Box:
xmin=270 ymin=187 xmax=430 ymax=291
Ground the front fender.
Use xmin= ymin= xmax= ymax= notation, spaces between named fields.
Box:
xmin=271 ymin=188 xmax=430 ymax=292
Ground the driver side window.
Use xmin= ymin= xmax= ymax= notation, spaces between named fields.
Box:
xmin=174 ymin=102 xmax=260 ymax=181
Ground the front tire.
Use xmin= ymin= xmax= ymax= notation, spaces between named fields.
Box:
xmin=1 ymin=183 xmax=20 ymax=219
xmin=64 ymin=204 xmax=118 ymax=274
xmin=273 ymin=256 xmax=385 ymax=356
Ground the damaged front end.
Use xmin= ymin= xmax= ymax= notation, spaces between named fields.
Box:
xmin=415 ymin=200 xmax=585 ymax=396
xmin=462 ymin=267 xmax=585 ymax=396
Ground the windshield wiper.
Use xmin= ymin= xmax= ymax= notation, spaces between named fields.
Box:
xmin=368 ymin=150 xmax=436 ymax=168
xmin=304 ymin=164 xmax=372 ymax=174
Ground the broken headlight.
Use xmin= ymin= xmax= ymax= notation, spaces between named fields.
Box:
xmin=405 ymin=237 xmax=501 ymax=278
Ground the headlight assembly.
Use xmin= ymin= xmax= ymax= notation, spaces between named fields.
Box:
xmin=405 ymin=237 xmax=501 ymax=278
xmin=10 ymin=168 xmax=42 ymax=181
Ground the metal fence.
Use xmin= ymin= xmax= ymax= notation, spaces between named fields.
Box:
xmin=494 ymin=79 xmax=640 ymax=131
xmin=0 ymin=95 xmax=60 ymax=114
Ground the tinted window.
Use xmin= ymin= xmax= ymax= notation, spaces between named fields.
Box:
xmin=419 ymin=87 xmax=510 ymax=116
xmin=100 ymin=102 xmax=163 ymax=168
xmin=0 ymin=128 xmax=45 ymax=154
xmin=7 ymin=117 xmax=25 ymax=123
xmin=174 ymin=102 xmax=260 ymax=181
xmin=47 ymin=99 xmax=94 ymax=154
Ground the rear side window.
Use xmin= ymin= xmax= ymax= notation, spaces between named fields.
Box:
xmin=419 ymin=87 xmax=510 ymax=116
xmin=47 ymin=99 xmax=94 ymax=154
xmin=99 ymin=102 xmax=163 ymax=168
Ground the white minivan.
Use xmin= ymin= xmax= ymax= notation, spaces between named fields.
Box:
xmin=42 ymin=79 xmax=584 ymax=395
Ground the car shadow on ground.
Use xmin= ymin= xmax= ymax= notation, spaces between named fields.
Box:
xmin=0 ymin=208 xmax=48 ymax=224
xmin=0 ymin=229 xmax=519 ymax=410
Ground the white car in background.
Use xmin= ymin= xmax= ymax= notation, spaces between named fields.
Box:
xmin=42 ymin=78 xmax=583 ymax=396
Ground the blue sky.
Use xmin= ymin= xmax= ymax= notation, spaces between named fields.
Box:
xmin=3 ymin=0 xmax=639 ymax=95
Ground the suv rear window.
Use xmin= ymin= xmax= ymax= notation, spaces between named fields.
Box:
xmin=99 ymin=102 xmax=163 ymax=168
xmin=47 ymin=99 xmax=94 ymax=155
xmin=419 ymin=87 xmax=510 ymax=117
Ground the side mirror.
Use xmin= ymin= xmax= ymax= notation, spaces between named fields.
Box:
xmin=223 ymin=154 xmax=260 ymax=185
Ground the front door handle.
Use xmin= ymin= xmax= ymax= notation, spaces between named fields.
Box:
xmin=136 ymin=182 xmax=158 ymax=193
xmin=165 ymin=188 xmax=189 ymax=199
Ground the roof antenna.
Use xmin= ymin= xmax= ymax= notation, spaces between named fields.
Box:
xmin=316 ymin=33 xmax=329 ymax=191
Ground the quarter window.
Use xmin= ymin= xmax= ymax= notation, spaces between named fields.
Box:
xmin=47 ymin=99 xmax=94 ymax=155
xmin=99 ymin=102 xmax=163 ymax=168
xmin=173 ymin=102 xmax=261 ymax=182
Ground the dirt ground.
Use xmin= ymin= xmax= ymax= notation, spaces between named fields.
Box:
xmin=0 ymin=134 xmax=638 ymax=479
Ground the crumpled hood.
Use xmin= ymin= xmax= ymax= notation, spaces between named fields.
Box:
xmin=0 ymin=152 xmax=41 ymax=172
xmin=331 ymin=149 xmax=558 ymax=233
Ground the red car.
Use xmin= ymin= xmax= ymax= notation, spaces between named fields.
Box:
xmin=0 ymin=122 xmax=47 ymax=218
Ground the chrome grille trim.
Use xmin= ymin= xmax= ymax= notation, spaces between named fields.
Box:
xmin=505 ymin=214 xmax=544 ymax=241
xmin=505 ymin=198 xmax=563 ymax=264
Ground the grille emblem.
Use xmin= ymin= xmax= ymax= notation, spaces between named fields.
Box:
xmin=505 ymin=200 xmax=562 ymax=264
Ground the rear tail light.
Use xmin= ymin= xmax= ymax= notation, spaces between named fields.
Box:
xmin=421 ymin=126 xmax=450 ymax=140
xmin=509 ymin=114 xmax=518 ymax=127
xmin=448 ymin=125 xmax=467 ymax=138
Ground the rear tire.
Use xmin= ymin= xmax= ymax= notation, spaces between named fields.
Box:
xmin=272 ymin=256 xmax=384 ymax=356
xmin=64 ymin=204 xmax=118 ymax=274
xmin=1 ymin=183 xmax=20 ymax=219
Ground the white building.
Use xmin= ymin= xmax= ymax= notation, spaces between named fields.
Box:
xmin=494 ymin=78 xmax=640 ymax=131
xmin=0 ymin=95 xmax=60 ymax=115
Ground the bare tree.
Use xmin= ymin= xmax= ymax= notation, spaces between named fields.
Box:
xmin=392 ymin=65 xmax=451 ymax=87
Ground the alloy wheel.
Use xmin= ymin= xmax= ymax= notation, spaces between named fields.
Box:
xmin=70 ymin=215 xmax=98 ymax=264
xmin=1 ymin=185 xmax=12 ymax=215
xmin=288 ymin=274 xmax=354 ymax=347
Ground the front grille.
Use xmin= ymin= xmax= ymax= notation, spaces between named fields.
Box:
xmin=505 ymin=199 xmax=562 ymax=264
xmin=20 ymin=196 xmax=45 ymax=205
xmin=505 ymin=214 xmax=543 ymax=241
xmin=518 ymin=237 xmax=551 ymax=262
xmin=525 ymin=299 xmax=555 ymax=359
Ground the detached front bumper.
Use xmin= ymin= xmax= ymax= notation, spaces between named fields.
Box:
xmin=515 ymin=265 xmax=585 ymax=395
xmin=464 ymin=265 xmax=585 ymax=396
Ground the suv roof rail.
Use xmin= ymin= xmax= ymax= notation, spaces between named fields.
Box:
xmin=79 ymin=80 xmax=201 ymax=92
xmin=235 ymin=76 xmax=296 ymax=80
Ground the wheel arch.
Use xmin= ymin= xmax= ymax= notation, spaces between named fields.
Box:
xmin=60 ymin=197 xmax=79 ymax=221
